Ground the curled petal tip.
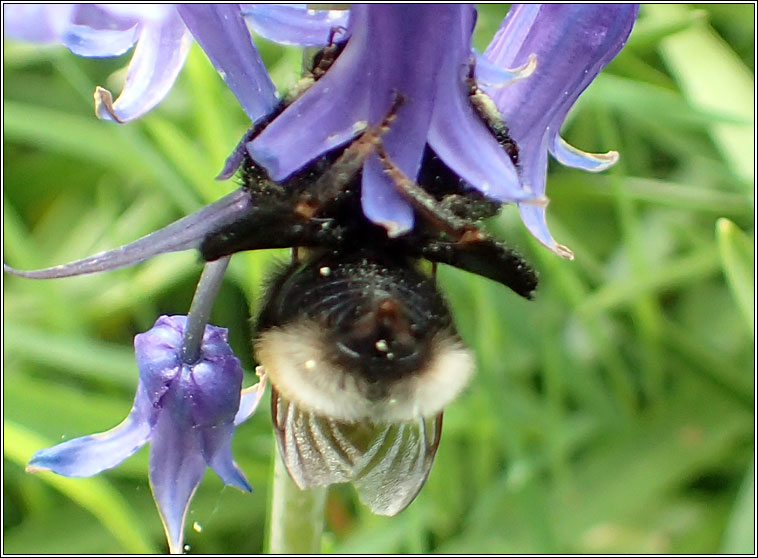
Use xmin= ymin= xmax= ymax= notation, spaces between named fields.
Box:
xmin=518 ymin=193 xmax=550 ymax=208
xmin=25 ymin=464 xmax=48 ymax=474
xmin=588 ymin=150 xmax=620 ymax=171
xmin=555 ymin=243 xmax=575 ymax=260
xmin=94 ymin=86 xmax=124 ymax=123
xmin=519 ymin=202 xmax=575 ymax=260
xmin=512 ymin=53 xmax=538 ymax=83
xmin=219 ymin=463 xmax=252 ymax=493
xmin=215 ymin=167 xmax=236 ymax=181
xmin=551 ymin=136 xmax=619 ymax=172
xmin=383 ymin=220 xmax=414 ymax=239
xmin=475 ymin=52 xmax=537 ymax=88
xmin=234 ymin=369 xmax=268 ymax=425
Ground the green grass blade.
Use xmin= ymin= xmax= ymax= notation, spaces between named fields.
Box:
xmin=715 ymin=218 xmax=755 ymax=333
xmin=721 ymin=459 xmax=756 ymax=554
xmin=3 ymin=421 xmax=158 ymax=554
xmin=650 ymin=4 xmax=755 ymax=185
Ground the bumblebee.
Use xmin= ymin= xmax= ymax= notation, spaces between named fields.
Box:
xmin=197 ymin=43 xmax=537 ymax=514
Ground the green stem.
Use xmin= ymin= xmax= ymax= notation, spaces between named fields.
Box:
xmin=181 ymin=256 xmax=230 ymax=364
xmin=266 ymin=447 xmax=327 ymax=554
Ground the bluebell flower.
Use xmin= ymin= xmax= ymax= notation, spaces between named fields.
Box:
xmin=3 ymin=4 xmax=349 ymax=123
xmin=482 ymin=5 xmax=639 ymax=258
xmin=26 ymin=315 xmax=267 ymax=554
xmin=245 ymin=4 xmax=540 ymax=237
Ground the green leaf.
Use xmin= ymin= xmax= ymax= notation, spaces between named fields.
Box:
xmin=649 ymin=5 xmax=754 ymax=185
xmin=3 ymin=100 xmax=200 ymax=213
xmin=577 ymin=246 xmax=721 ymax=317
xmin=628 ymin=8 xmax=708 ymax=50
xmin=721 ymin=459 xmax=756 ymax=554
xmin=3 ymin=324 xmax=136 ymax=389
xmin=716 ymin=218 xmax=755 ymax=333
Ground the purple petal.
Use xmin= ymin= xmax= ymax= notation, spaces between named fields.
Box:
xmin=512 ymin=131 xmax=567 ymax=255
xmin=358 ymin=5 xmax=467 ymax=234
xmin=134 ymin=316 xmax=185 ymax=405
xmin=149 ymin=393 xmax=207 ymax=555
xmin=60 ymin=4 xmax=141 ymax=57
xmin=484 ymin=5 xmax=639 ymax=154
xmin=200 ymin=423 xmax=251 ymax=491
xmin=550 ymin=134 xmax=619 ymax=171
xmin=361 ymin=156 xmax=415 ymax=237
xmin=95 ymin=10 xmax=191 ymax=122
xmin=474 ymin=51 xmax=536 ymax=87
xmin=135 ymin=314 xmax=250 ymax=551
xmin=92 ymin=5 xmax=173 ymax=22
xmin=178 ymin=5 xmax=278 ymax=124
xmin=518 ymin=202 xmax=574 ymax=260
xmin=3 ymin=4 xmax=75 ymax=42
xmin=249 ymin=4 xmax=452 ymax=181
xmin=484 ymin=4 xmax=541 ymax=59
xmin=27 ymin=382 xmax=154 ymax=477
xmin=136 ymin=316 xmax=244 ymax=427
xmin=217 ymin=140 xmax=249 ymax=181
xmin=216 ymin=123 xmax=266 ymax=180
xmin=68 ymin=4 xmax=140 ymax=29
xmin=428 ymin=7 xmax=536 ymax=203
xmin=234 ymin=374 xmax=267 ymax=426
xmin=425 ymin=10 xmax=519 ymax=203
xmin=250 ymin=5 xmax=473 ymax=235
xmin=246 ymin=17 xmax=372 ymax=180
xmin=241 ymin=4 xmax=350 ymax=46
xmin=482 ymin=5 xmax=638 ymax=256
xmin=513 ymin=129 xmax=573 ymax=258
xmin=3 ymin=189 xmax=254 ymax=279
xmin=186 ymin=352 xmax=243 ymax=427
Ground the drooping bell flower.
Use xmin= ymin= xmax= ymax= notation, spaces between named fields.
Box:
xmin=245 ymin=4 xmax=539 ymax=237
xmin=482 ymin=4 xmax=639 ymax=258
xmin=27 ymin=315 xmax=267 ymax=554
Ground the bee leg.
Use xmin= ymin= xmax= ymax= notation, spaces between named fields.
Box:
xmin=295 ymin=93 xmax=405 ymax=219
xmin=375 ymin=145 xmax=538 ymax=298
xmin=415 ymin=234 xmax=538 ymax=299
xmin=377 ymin=146 xmax=481 ymax=240
xmin=465 ymin=56 xmax=519 ymax=165
xmin=310 ymin=26 xmax=348 ymax=80
xmin=285 ymin=26 xmax=349 ymax=105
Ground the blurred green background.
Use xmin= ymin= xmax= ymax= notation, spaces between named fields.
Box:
xmin=3 ymin=4 xmax=754 ymax=554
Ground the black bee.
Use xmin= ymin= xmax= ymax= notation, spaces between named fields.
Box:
xmin=198 ymin=43 xmax=538 ymax=515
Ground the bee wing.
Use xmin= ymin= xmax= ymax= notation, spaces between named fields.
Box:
xmin=351 ymin=414 xmax=443 ymax=516
xmin=272 ymin=387 xmax=358 ymax=488
xmin=272 ymin=388 xmax=443 ymax=516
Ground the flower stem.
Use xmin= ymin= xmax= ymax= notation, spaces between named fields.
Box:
xmin=181 ymin=256 xmax=231 ymax=364
xmin=267 ymin=447 xmax=327 ymax=554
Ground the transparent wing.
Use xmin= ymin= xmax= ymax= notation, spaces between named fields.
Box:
xmin=272 ymin=387 xmax=356 ymax=487
xmin=271 ymin=387 xmax=443 ymax=516
xmin=351 ymin=414 xmax=442 ymax=516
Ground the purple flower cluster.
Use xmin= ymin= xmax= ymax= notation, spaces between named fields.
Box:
xmin=5 ymin=4 xmax=638 ymax=552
